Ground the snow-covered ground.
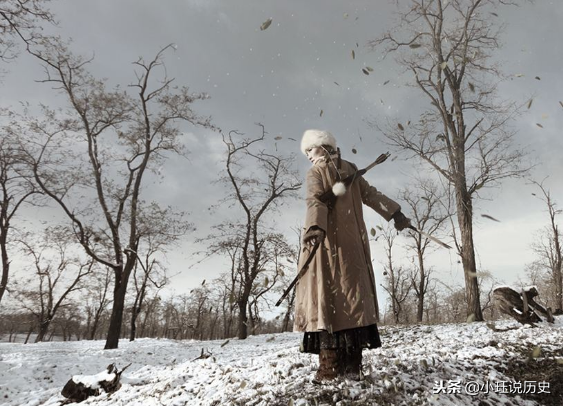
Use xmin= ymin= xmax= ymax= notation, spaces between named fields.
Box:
xmin=1 ymin=318 xmax=562 ymax=406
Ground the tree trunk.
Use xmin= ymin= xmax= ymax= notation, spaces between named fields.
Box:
xmin=416 ymin=251 xmax=425 ymax=323
xmin=237 ymin=299 xmax=248 ymax=339
xmin=247 ymin=303 xmax=255 ymax=335
xmin=0 ymin=229 xmax=9 ymax=306
xmin=209 ymin=314 xmax=218 ymax=340
xmin=24 ymin=324 xmax=35 ymax=344
xmin=282 ymin=288 xmax=296 ymax=332
xmin=105 ymin=262 xmax=133 ymax=349
xmin=129 ymin=280 xmax=146 ymax=341
xmin=90 ymin=305 xmax=104 ymax=340
xmin=456 ymin=187 xmax=483 ymax=321
xmin=555 ymin=269 xmax=563 ymax=313
xmin=35 ymin=319 xmax=51 ymax=343
xmin=129 ymin=306 xmax=139 ymax=341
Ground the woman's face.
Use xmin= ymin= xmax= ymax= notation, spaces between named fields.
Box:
xmin=306 ymin=146 xmax=325 ymax=164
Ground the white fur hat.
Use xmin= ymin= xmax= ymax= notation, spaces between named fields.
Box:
xmin=300 ymin=129 xmax=337 ymax=155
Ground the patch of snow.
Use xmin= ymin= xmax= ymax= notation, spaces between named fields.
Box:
xmin=72 ymin=370 xmax=116 ymax=389
xmin=0 ymin=318 xmax=561 ymax=405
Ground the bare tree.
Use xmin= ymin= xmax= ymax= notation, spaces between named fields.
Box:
xmin=400 ymin=178 xmax=450 ymax=322
xmin=278 ymin=226 xmax=301 ymax=332
xmin=0 ymin=129 xmax=41 ymax=306
xmin=440 ymin=283 xmax=466 ymax=323
xmin=369 ymin=0 xmax=529 ymax=321
xmin=12 ymin=227 xmax=93 ymax=342
xmin=211 ymin=125 xmax=301 ymax=339
xmin=16 ymin=40 xmax=214 ymax=349
xmin=528 ymin=180 xmax=562 ymax=313
xmin=83 ymin=266 xmax=112 ymax=340
xmin=247 ymin=233 xmax=293 ymax=335
xmin=380 ymin=223 xmax=412 ymax=324
xmin=129 ymin=205 xmax=189 ymax=341
xmin=129 ymin=256 xmax=165 ymax=341
xmin=0 ymin=0 xmax=54 ymax=64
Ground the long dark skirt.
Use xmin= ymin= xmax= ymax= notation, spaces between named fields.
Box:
xmin=300 ymin=323 xmax=382 ymax=354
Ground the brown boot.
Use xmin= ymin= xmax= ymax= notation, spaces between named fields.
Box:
xmin=313 ymin=349 xmax=339 ymax=383
xmin=342 ymin=347 xmax=362 ymax=380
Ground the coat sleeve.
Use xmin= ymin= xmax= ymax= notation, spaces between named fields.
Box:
xmin=357 ymin=175 xmax=401 ymax=222
xmin=304 ymin=167 xmax=329 ymax=232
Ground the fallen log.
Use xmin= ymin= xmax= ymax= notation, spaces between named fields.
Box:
xmin=61 ymin=363 xmax=131 ymax=403
xmin=493 ymin=286 xmax=555 ymax=326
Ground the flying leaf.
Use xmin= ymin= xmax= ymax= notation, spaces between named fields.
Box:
xmin=264 ymin=276 xmax=269 ymax=286
xmin=419 ymin=359 xmax=428 ymax=369
xmin=274 ymin=136 xmax=282 ymax=140
xmin=535 ymin=76 xmax=541 ymax=80
xmin=365 ymin=66 xmax=374 ymax=72
xmin=541 ymin=113 xmax=549 ymax=119
xmin=320 ymin=109 xmax=323 ymax=117
xmin=356 ymin=42 xmax=359 ymax=48
xmin=351 ymin=50 xmax=355 ymax=60
xmin=288 ymin=137 xmax=297 ymax=141
xmin=527 ymin=98 xmax=533 ymax=109
xmin=266 ymin=336 xmax=275 ymax=342
xmin=240 ymin=381 xmax=247 ymax=389
xmin=559 ymin=101 xmax=563 ymax=109
xmin=376 ymin=225 xmax=383 ymax=231
xmin=514 ymin=73 xmax=524 ymax=78
xmin=221 ymin=339 xmax=230 ymax=347
xmin=370 ymin=228 xmax=376 ymax=236
xmin=531 ymin=346 xmax=542 ymax=358
xmin=468 ymin=82 xmax=475 ymax=92
xmin=398 ymin=123 xmax=404 ymax=131
xmin=536 ymin=123 xmax=544 ymax=128
xmin=334 ymin=81 xmax=340 ymax=86
xmin=362 ymin=68 xmax=369 ymax=75
xmin=201 ymin=279 xmax=206 ymax=285
xmin=481 ymin=214 xmax=500 ymax=222
xmin=343 ymin=12 xmax=349 ymax=19
xmin=260 ymin=18 xmax=273 ymax=31
xmin=352 ymin=148 xmax=357 ymax=154
xmin=439 ymin=62 xmax=447 ymax=70
xmin=407 ymin=120 xmax=411 ymax=125
xmin=490 ymin=12 xmax=499 ymax=17
xmin=467 ymin=313 xmax=475 ymax=323
xmin=383 ymin=80 xmax=390 ymax=85
xmin=409 ymin=43 xmax=421 ymax=49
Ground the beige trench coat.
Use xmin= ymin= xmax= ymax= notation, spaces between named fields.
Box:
xmin=293 ymin=157 xmax=400 ymax=333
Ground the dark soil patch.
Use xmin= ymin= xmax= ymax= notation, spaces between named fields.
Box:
xmin=501 ymin=355 xmax=563 ymax=406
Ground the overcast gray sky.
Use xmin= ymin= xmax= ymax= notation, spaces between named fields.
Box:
xmin=2 ymin=0 xmax=562 ymax=314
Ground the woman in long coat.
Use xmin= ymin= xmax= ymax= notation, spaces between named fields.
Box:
xmin=294 ymin=129 xmax=410 ymax=382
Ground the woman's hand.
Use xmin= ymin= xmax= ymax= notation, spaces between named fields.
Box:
xmin=303 ymin=226 xmax=325 ymax=247
xmin=392 ymin=211 xmax=411 ymax=231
